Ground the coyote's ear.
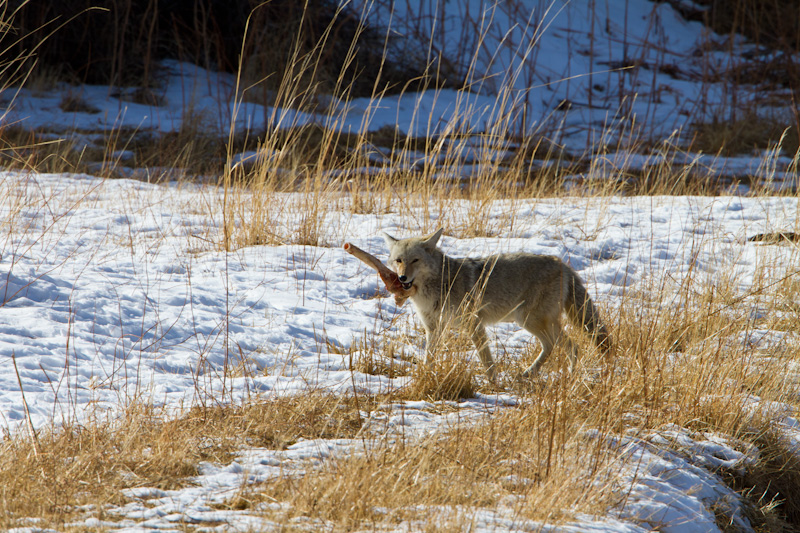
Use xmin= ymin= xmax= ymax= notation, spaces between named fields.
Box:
xmin=422 ymin=228 xmax=443 ymax=249
xmin=382 ymin=232 xmax=398 ymax=249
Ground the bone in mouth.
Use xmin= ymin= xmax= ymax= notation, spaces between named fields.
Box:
xmin=343 ymin=242 xmax=416 ymax=305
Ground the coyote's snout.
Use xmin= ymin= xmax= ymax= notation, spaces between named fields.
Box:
xmin=383 ymin=228 xmax=611 ymax=381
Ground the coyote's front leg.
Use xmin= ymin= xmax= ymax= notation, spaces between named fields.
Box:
xmin=422 ymin=324 xmax=442 ymax=365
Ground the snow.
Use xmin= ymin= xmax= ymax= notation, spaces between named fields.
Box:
xmin=612 ymin=428 xmax=755 ymax=532
xmin=2 ymin=0 xmax=800 ymax=530
xmin=2 ymin=170 xmax=799 ymax=531
xmin=2 ymin=176 xmax=793 ymax=431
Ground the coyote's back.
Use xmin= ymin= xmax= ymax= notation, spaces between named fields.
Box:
xmin=383 ymin=228 xmax=611 ymax=380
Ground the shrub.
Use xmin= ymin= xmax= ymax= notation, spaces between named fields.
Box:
xmin=1 ymin=0 xmax=425 ymax=95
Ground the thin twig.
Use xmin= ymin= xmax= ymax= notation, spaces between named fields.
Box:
xmin=12 ymin=351 xmax=40 ymax=459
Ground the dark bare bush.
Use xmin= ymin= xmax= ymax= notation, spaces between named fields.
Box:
xmin=693 ymin=0 xmax=800 ymax=52
xmin=1 ymin=0 xmax=425 ymax=97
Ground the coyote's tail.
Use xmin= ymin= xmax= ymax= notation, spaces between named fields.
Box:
xmin=566 ymin=273 xmax=612 ymax=355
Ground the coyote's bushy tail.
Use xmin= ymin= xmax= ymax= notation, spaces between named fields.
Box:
xmin=566 ymin=274 xmax=612 ymax=355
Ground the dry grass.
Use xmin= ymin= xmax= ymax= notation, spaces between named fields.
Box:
xmin=343 ymin=329 xmax=416 ymax=380
xmin=0 ymin=403 xmax=224 ymax=526
xmin=734 ymin=428 xmax=800 ymax=530
xmin=0 ymin=392 xmax=370 ymax=529
xmin=399 ymin=349 xmax=477 ymax=402
xmin=0 ymin=126 xmax=84 ymax=174
xmin=253 ymin=405 xmax=615 ymax=529
xmin=1 ymin=190 xmax=799 ymax=529
xmin=690 ymin=112 xmax=800 ymax=157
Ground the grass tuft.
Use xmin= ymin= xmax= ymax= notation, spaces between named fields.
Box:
xmin=400 ymin=351 xmax=477 ymax=402
xmin=738 ymin=428 xmax=800 ymax=529
xmin=689 ymin=112 xmax=800 ymax=157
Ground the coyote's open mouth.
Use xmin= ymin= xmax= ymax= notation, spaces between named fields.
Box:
xmin=401 ymin=280 xmax=413 ymax=291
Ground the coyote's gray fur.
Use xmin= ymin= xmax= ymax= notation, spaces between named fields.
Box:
xmin=383 ymin=228 xmax=611 ymax=381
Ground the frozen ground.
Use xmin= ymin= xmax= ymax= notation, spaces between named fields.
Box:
xmin=2 ymin=171 xmax=800 ymax=531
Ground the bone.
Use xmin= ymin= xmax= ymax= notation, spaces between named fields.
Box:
xmin=343 ymin=242 xmax=416 ymax=305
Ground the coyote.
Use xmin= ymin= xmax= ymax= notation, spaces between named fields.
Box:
xmin=383 ymin=228 xmax=611 ymax=381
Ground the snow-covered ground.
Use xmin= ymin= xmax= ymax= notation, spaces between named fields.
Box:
xmin=352 ymin=0 xmax=757 ymax=143
xmin=2 ymin=174 xmax=797 ymax=432
xmin=2 ymin=170 xmax=799 ymax=531
xmin=4 ymin=0 xmax=798 ymax=181
xmin=2 ymin=0 xmax=800 ymax=530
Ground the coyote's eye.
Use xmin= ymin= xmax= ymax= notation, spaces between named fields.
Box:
xmin=395 ymin=258 xmax=402 ymax=264
xmin=411 ymin=258 xmax=419 ymax=264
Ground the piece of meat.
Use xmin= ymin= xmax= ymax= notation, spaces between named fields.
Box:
xmin=343 ymin=242 xmax=416 ymax=305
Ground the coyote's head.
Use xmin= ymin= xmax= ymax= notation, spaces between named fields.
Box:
xmin=382 ymin=228 xmax=443 ymax=290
